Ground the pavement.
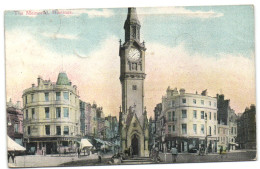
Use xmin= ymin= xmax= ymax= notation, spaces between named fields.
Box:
xmin=8 ymin=150 xmax=257 ymax=167
xmin=158 ymin=150 xmax=257 ymax=163
xmin=8 ymin=153 xmax=113 ymax=168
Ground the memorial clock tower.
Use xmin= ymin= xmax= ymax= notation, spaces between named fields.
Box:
xmin=119 ymin=7 xmax=149 ymax=157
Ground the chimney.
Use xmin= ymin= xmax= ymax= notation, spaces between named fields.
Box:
xmin=32 ymin=83 xmax=35 ymax=87
xmin=201 ymin=89 xmax=208 ymax=96
xmin=16 ymin=101 xmax=21 ymax=109
xmin=180 ymin=88 xmax=185 ymax=95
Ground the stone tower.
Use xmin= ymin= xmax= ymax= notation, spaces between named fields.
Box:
xmin=119 ymin=7 xmax=149 ymax=157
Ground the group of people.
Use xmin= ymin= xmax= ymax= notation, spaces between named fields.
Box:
xmin=8 ymin=152 xmax=15 ymax=163
xmin=124 ymin=146 xmax=133 ymax=158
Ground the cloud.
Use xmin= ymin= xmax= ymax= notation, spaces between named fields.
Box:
xmin=5 ymin=29 xmax=255 ymax=118
xmin=63 ymin=9 xmax=115 ymax=18
xmin=137 ymin=7 xmax=224 ymax=19
xmin=41 ymin=32 xmax=78 ymax=40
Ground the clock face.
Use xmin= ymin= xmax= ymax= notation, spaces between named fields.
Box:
xmin=128 ymin=48 xmax=141 ymax=61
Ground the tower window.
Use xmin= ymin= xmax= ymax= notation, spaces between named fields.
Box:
xmin=132 ymin=85 xmax=137 ymax=90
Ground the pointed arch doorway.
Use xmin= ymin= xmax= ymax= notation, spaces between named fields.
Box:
xmin=131 ymin=134 xmax=139 ymax=156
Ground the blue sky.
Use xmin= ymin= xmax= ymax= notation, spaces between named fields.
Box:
xmin=5 ymin=5 xmax=254 ymax=58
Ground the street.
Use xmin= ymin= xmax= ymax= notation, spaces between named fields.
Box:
xmin=8 ymin=150 xmax=256 ymax=167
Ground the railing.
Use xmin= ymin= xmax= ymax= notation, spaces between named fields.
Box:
xmin=165 ymin=118 xmax=177 ymax=122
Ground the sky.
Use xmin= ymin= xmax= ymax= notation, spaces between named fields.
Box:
xmin=5 ymin=6 xmax=255 ymax=118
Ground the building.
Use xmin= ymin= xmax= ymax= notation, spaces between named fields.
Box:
xmin=148 ymin=117 xmax=156 ymax=150
xmin=6 ymin=99 xmax=23 ymax=145
xmin=156 ymin=87 xmax=218 ymax=153
xmin=237 ymin=105 xmax=256 ymax=149
xmin=119 ymin=7 xmax=149 ymax=157
xmin=217 ymin=94 xmax=238 ymax=151
xmin=22 ymin=72 xmax=81 ymax=154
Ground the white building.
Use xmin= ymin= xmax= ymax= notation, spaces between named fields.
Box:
xmin=157 ymin=87 xmax=218 ymax=153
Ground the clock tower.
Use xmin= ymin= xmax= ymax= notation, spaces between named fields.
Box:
xmin=119 ymin=7 xmax=149 ymax=157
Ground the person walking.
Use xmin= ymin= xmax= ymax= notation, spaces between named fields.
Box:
xmin=219 ymin=146 xmax=223 ymax=159
xmin=77 ymin=147 xmax=81 ymax=158
xmin=129 ymin=146 xmax=133 ymax=158
xmin=171 ymin=146 xmax=178 ymax=162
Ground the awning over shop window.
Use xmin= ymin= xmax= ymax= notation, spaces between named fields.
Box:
xmin=7 ymin=136 xmax=26 ymax=152
xmin=80 ymin=139 xmax=93 ymax=149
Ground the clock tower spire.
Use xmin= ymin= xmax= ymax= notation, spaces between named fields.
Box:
xmin=124 ymin=7 xmax=141 ymax=42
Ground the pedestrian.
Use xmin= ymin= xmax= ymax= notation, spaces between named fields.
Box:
xmin=220 ymin=146 xmax=223 ymax=159
xmin=129 ymin=146 xmax=133 ymax=158
xmin=98 ymin=151 xmax=102 ymax=163
xmin=77 ymin=147 xmax=81 ymax=158
xmin=11 ymin=152 xmax=15 ymax=163
xmin=171 ymin=146 xmax=178 ymax=162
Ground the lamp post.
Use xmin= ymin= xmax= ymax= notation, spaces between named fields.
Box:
xmin=204 ymin=113 xmax=212 ymax=154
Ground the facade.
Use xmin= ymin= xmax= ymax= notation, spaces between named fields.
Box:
xmin=22 ymin=72 xmax=81 ymax=155
xmin=119 ymin=7 xmax=149 ymax=157
xmin=6 ymin=99 xmax=23 ymax=145
xmin=237 ymin=105 xmax=256 ymax=149
xmin=156 ymin=87 xmax=218 ymax=153
xmin=217 ymin=94 xmax=238 ymax=151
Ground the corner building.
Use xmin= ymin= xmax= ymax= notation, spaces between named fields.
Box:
xmin=158 ymin=87 xmax=218 ymax=153
xmin=22 ymin=72 xmax=80 ymax=154
xmin=119 ymin=8 xmax=149 ymax=157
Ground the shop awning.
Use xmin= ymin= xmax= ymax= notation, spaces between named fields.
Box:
xmin=7 ymin=136 xmax=26 ymax=152
xmin=80 ymin=139 xmax=93 ymax=149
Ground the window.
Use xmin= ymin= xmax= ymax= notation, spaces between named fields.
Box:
xmin=64 ymin=108 xmax=69 ymax=118
xmin=201 ymin=111 xmax=204 ymax=119
xmin=214 ymin=102 xmax=217 ymax=107
xmin=63 ymin=92 xmax=69 ymax=100
xmin=56 ymin=107 xmax=61 ymax=118
xmin=26 ymin=109 xmax=28 ymax=120
xmin=182 ymin=98 xmax=186 ymax=103
xmin=193 ymin=99 xmax=196 ymax=104
xmin=234 ymin=127 xmax=237 ymax=135
xmin=172 ymin=111 xmax=175 ymax=121
xmin=45 ymin=93 xmax=49 ymax=101
xmin=64 ymin=126 xmax=69 ymax=135
xmin=56 ymin=126 xmax=61 ymax=135
xmin=25 ymin=96 xmax=28 ymax=104
xmin=214 ymin=125 xmax=216 ymax=135
xmin=214 ymin=113 xmax=216 ymax=121
xmin=209 ymin=126 xmax=212 ymax=135
xmin=168 ymin=112 xmax=171 ymax=121
xmin=31 ymin=94 xmax=34 ymax=102
xmin=201 ymin=100 xmax=204 ymax=105
xmin=182 ymin=124 xmax=187 ymax=134
xmin=45 ymin=125 xmax=50 ymax=135
xmin=32 ymin=108 xmax=35 ymax=119
xmin=45 ymin=107 xmax=49 ymax=119
xmin=14 ymin=124 xmax=18 ymax=133
xmin=182 ymin=110 xmax=187 ymax=118
xmin=193 ymin=124 xmax=197 ymax=134
xmin=56 ymin=92 xmax=61 ymax=101
xmin=172 ymin=125 xmax=175 ymax=132
xmin=231 ymin=127 xmax=233 ymax=134
xmin=209 ymin=112 xmax=211 ymax=120
xmin=168 ymin=125 xmax=171 ymax=133
xmin=132 ymin=85 xmax=137 ymax=90
xmin=209 ymin=101 xmax=211 ymax=106
xmin=193 ymin=110 xmax=197 ymax=119
xmin=201 ymin=124 xmax=204 ymax=134
xmin=27 ymin=126 xmax=31 ymax=135
xmin=171 ymin=100 xmax=175 ymax=107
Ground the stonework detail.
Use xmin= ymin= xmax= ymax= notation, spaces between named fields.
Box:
xmin=119 ymin=7 xmax=149 ymax=157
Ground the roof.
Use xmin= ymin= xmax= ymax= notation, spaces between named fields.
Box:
xmin=56 ymin=72 xmax=70 ymax=85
